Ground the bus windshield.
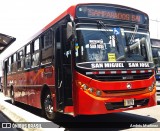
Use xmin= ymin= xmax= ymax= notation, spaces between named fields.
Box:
xmin=75 ymin=26 xmax=151 ymax=64
xmin=152 ymin=47 xmax=160 ymax=67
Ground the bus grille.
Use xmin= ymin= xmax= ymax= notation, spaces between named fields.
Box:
xmin=102 ymin=88 xmax=149 ymax=97
xmin=88 ymin=72 xmax=153 ymax=81
xmin=103 ymin=88 xmax=146 ymax=94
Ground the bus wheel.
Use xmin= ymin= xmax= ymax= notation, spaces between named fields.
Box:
xmin=11 ymin=88 xmax=16 ymax=105
xmin=42 ymin=91 xmax=56 ymax=120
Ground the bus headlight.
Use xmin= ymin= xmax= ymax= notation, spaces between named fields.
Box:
xmin=81 ymin=84 xmax=88 ymax=91
xmin=148 ymin=82 xmax=156 ymax=92
xmin=88 ymin=87 xmax=104 ymax=97
xmin=77 ymin=81 xmax=104 ymax=97
xmin=89 ymin=88 xmax=94 ymax=93
xmin=96 ymin=90 xmax=102 ymax=96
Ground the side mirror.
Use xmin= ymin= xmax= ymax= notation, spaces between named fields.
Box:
xmin=67 ymin=22 xmax=74 ymax=39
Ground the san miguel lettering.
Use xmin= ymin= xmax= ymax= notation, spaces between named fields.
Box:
xmin=91 ymin=63 xmax=124 ymax=68
xmin=91 ymin=63 xmax=104 ymax=68
xmin=128 ymin=62 xmax=149 ymax=68
xmin=104 ymin=63 xmax=124 ymax=68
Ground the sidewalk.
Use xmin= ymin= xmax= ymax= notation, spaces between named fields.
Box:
xmin=0 ymin=93 xmax=63 ymax=131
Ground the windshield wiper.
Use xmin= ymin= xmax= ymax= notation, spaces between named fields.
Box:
xmin=129 ymin=24 xmax=139 ymax=45
xmin=97 ymin=20 xmax=120 ymax=53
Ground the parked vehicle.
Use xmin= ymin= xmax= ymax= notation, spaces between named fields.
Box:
xmin=151 ymin=38 xmax=160 ymax=100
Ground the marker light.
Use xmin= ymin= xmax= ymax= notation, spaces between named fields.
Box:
xmin=96 ymin=90 xmax=102 ymax=96
xmin=81 ymin=84 xmax=88 ymax=90
xmin=78 ymin=81 xmax=104 ymax=97
xmin=89 ymin=88 xmax=94 ymax=93
xmin=148 ymin=81 xmax=156 ymax=92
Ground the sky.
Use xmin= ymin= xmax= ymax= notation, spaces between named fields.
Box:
xmin=0 ymin=0 xmax=159 ymax=61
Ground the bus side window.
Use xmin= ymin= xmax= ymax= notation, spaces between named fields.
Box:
xmin=24 ymin=44 xmax=31 ymax=69
xmin=32 ymin=38 xmax=40 ymax=67
xmin=11 ymin=53 xmax=17 ymax=73
xmin=17 ymin=50 xmax=24 ymax=71
xmin=41 ymin=29 xmax=54 ymax=65
xmin=5 ymin=59 xmax=8 ymax=74
xmin=8 ymin=57 xmax=11 ymax=74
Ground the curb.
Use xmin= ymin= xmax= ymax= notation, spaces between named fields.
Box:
xmin=0 ymin=93 xmax=63 ymax=131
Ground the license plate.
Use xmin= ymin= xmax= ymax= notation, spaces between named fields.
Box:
xmin=124 ymin=99 xmax=134 ymax=106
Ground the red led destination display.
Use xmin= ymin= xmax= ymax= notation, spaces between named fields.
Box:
xmin=76 ymin=5 xmax=148 ymax=24
xmin=87 ymin=8 xmax=140 ymax=22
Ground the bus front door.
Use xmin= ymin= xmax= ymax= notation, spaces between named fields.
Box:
xmin=55 ymin=25 xmax=73 ymax=111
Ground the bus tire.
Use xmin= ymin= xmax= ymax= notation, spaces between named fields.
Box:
xmin=42 ymin=90 xmax=57 ymax=120
xmin=10 ymin=87 xmax=16 ymax=105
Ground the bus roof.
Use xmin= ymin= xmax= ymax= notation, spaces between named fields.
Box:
xmin=26 ymin=3 xmax=149 ymax=43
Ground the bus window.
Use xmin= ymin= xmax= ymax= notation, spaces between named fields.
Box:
xmin=32 ymin=39 xmax=40 ymax=67
xmin=25 ymin=44 xmax=31 ymax=69
xmin=44 ymin=30 xmax=53 ymax=48
xmin=17 ymin=50 xmax=24 ymax=71
xmin=12 ymin=53 xmax=17 ymax=73
xmin=41 ymin=30 xmax=54 ymax=65
xmin=13 ymin=53 xmax=17 ymax=62
xmin=8 ymin=57 xmax=11 ymax=74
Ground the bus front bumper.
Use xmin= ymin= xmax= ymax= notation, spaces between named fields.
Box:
xmin=75 ymin=88 xmax=157 ymax=115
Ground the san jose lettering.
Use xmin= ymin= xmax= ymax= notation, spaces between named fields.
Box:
xmin=128 ymin=63 xmax=149 ymax=68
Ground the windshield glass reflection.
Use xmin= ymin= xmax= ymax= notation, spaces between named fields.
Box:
xmin=75 ymin=26 xmax=151 ymax=63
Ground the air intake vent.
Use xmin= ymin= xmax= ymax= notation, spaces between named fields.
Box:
xmin=88 ymin=72 xmax=153 ymax=81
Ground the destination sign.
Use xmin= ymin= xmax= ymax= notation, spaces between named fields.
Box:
xmin=76 ymin=62 xmax=153 ymax=70
xmin=76 ymin=5 xmax=148 ymax=24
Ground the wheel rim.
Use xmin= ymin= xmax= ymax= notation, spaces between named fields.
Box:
xmin=44 ymin=94 xmax=53 ymax=114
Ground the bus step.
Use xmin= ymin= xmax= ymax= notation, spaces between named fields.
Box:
xmin=65 ymin=98 xmax=73 ymax=106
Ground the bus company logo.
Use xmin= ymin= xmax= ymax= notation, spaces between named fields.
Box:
xmin=126 ymin=83 xmax=132 ymax=89
xmin=122 ymin=75 xmax=133 ymax=80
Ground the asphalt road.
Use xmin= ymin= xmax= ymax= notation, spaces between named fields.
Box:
xmin=0 ymin=92 xmax=160 ymax=131
xmin=3 ymin=98 xmax=160 ymax=130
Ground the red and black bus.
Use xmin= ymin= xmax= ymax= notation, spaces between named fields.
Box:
xmin=2 ymin=3 xmax=156 ymax=120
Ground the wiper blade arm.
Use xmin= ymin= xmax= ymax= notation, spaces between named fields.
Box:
xmin=129 ymin=24 xmax=139 ymax=45
xmin=97 ymin=20 xmax=120 ymax=53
